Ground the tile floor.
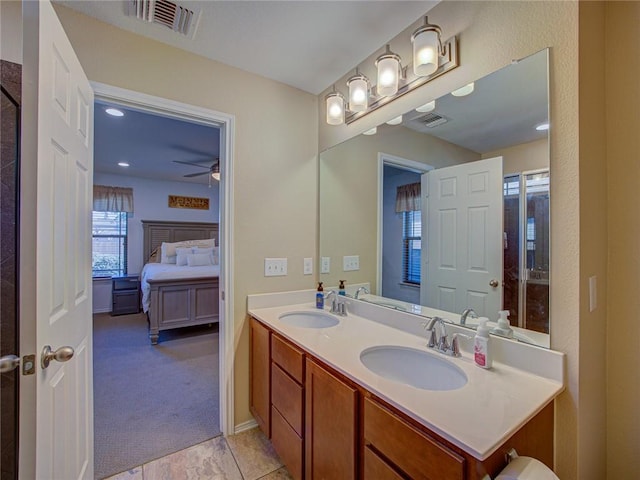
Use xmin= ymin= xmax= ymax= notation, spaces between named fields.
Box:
xmin=104 ymin=428 xmax=292 ymax=480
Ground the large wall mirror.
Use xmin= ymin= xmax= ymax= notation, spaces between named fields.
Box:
xmin=319 ymin=48 xmax=550 ymax=347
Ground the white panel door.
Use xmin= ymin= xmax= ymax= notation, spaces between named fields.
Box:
xmin=421 ymin=157 xmax=503 ymax=317
xmin=24 ymin=1 xmax=94 ymax=478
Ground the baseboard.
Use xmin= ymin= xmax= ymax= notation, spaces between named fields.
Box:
xmin=234 ymin=419 xmax=258 ymax=435
xmin=93 ymin=308 xmax=111 ymax=314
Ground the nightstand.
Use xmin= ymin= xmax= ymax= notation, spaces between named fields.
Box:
xmin=111 ymin=275 xmax=140 ymax=316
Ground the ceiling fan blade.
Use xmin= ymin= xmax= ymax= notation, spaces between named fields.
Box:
xmin=173 ymin=160 xmax=211 ymax=169
xmin=183 ymin=171 xmax=210 ymax=178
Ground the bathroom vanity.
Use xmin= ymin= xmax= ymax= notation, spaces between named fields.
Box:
xmin=248 ymin=291 xmax=564 ymax=480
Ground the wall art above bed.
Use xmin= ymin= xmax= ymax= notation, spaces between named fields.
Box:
xmin=168 ymin=195 xmax=210 ymax=210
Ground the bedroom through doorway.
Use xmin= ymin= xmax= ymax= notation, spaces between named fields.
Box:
xmin=91 ymin=95 xmax=227 ymax=479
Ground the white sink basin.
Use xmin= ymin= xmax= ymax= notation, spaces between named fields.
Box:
xmin=279 ymin=310 xmax=339 ymax=328
xmin=360 ymin=345 xmax=468 ymax=391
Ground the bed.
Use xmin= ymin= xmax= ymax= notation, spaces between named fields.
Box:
xmin=141 ymin=220 xmax=220 ymax=345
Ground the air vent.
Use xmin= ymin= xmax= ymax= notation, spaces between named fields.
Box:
xmin=129 ymin=0 xmax=200 ymax=38
xmin=418 ymin=112 xmax=450 ymax=128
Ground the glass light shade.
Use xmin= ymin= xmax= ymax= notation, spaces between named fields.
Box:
xmin=348 ymin=77 xmax=368 ymax=112
xmin=416 ymin=100 xmax=436 ymax=113
xmin=363 ymin=127 xmax=377 ymax=135
xmin=412 ymin=29 xmax=439 ymax=76
xmin=326 ymin=93 xmax=345 ymax=125
xmin=376 ymin=56 xmax=400 ymax=97
xmin=451 ymin=82 xmax=475 ymax=97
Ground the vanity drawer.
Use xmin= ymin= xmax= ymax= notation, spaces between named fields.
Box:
xmin=364 ymin=445 xmax=404 ymax=480
xmin=364 ymin=397 xmax=465 ymax=480
xmin=271 ymin=406 xmax=303 ymax=480
xmin=271 ymin=363 xmax=304 ymax=436
xmin=271 ymin=334 xmax=304 ymax=383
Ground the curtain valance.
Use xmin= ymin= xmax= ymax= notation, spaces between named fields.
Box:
xmin=93 ymin=185 xmax=134 ymax=213
xmin=395 ymin=182 xmax=421 ymax=213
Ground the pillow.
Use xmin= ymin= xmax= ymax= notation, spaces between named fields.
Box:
xmin=175 ymin=247 xmax=195 ymax=266
xmin=187 ymin=253 xmax=214 ymax=267
xmin=194 ymin=246 xmax=220 ymax=265
xmin=160 ymin=242 xmax=177 ymax=264
xmin=161 ymin=239 xmax=217 ymax=263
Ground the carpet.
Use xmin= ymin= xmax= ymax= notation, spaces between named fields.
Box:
xmin=93 ymin=312 xmax=221 ymax=479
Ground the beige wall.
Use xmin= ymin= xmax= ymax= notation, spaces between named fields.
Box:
xmin=319 ymin=2 xmax=582 ymax=478
xmin=482 ymin=138 xmax=549 ymax=176
xmin=606 ymin=1 xmax=640 ymax=477
xmin=319 ymin=126 xmax=478 ymax=291
xmin=51 ymin=6 xmax=319 ymax=428
xmin=0 ymin=0 xmax=22 ymax=63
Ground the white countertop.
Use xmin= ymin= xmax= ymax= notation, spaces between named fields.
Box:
xmin=249 ymin=299 xmax=564 ymax=461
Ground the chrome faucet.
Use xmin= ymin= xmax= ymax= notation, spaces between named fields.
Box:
xmin=460 ymin=308 xmax=478 ymax=326
xmin=325 ymin=290 xmax=347 ymax=316
xmin=422 ymin=317 xmax=467 ymax=357
xmin=354 ymin=286 xmax=370 ymax=299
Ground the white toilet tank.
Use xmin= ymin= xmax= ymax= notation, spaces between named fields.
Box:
xmin=495 ymin=455 xmax=559 ymax=479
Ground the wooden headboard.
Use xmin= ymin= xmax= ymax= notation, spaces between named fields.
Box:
xmin=141 ymin=220 xmax=219 ymax=262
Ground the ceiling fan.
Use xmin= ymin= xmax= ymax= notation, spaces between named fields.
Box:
xmin=173 ymin=158 xmax=220 ymax=182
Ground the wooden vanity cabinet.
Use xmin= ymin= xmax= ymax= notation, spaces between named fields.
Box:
xmin=305 ymin=358 xmax=358 ymax=480
xmin=270 ymin=334 xmax=305 ymax=480
xmin=363 ymin=397 xmax=465 ymax=480
xmin=250 ymin=317 xmax=271 ymax=436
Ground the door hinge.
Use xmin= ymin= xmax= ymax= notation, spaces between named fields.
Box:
xmin=22 ymin=354 xmax=36 ymax=375
xmin=221 ymin=290 xmax=225 ymax=301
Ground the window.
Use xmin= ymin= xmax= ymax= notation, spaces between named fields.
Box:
xmin=402 ymin=210 xmax=421 ymax=284
xmin=92 ymin=211 xmax=128 ymax=277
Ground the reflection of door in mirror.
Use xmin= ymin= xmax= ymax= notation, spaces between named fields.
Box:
xmin=422 ymin=157 xmax=504 ymax=317
xmin=503 ymin=171 xmax=550 ymax=333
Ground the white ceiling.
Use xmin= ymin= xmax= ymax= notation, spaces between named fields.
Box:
xmin=55 ymin=0 xmax=439 ymax=95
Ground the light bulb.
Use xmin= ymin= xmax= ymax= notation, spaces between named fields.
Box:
xmin=347 ymin=73 xmax=369 ymax=112
xmin=326 ymin=92 xmax=345 ymax=125
xmin=412 ymin=30 xmax=439 ymax=76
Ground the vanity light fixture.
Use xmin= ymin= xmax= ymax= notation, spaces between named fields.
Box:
xmin=347 ymin=68 xmax=370 ymax=112
xmin=411 ymin=17 xmax=445 ymax=77
xmin=325 ymin=85 xmax=346 ymax=125
xmin=117 ymin=162 xmax=130 ymax=167
xmin=451 ymin=82 xmax=475 ymax=97
xmin=375 ymin=45 xmax=402 ymax=97
xmin=535 ymin=122 xmax=550 ymax=131
xmin=363 ymin=127 xmax=377 ymax=135
xmin=416 ymin=100 xmax=436 ymax=113
xmin=324 ymin=13 xmax=459 ymax=126
xmin=386 ymin=115 xmax=403 ymax=126
xmin=106 ymin=107 xmax=124 ymax=117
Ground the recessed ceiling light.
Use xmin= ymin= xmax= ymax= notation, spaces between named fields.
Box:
xmin=118 ymin=162 xmax=130 ymax=167
xmin=363 ymin=127 xmax=377 ymax=135
xmin=416 ymin=100 xmax=436 ymax=113
xmin=451 ymin=82 xmax=475 ymax=97
xmin=386 ymin=115 xmax=403 ymax=126
xmin=535 ymin=122 xmax=550 ymax=131
xmin=106 ymin=108 xmax=124 ymax=117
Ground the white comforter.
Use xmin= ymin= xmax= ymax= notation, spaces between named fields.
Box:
xmin=140 ymin=263 xmax=220 ymax=313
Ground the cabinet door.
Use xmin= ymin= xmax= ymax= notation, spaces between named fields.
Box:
xmin=305 ymin=359 xmax=357 ymax=480
xmin=250 ymin=317 xmax=271 ymax=436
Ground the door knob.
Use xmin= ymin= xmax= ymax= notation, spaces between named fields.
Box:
xmin=40 ymin=345 xmax=74 ymax=369
xmin=0 ymin=355 xmax=20 ymax=373
xmin=489 ymin=279 xmax=500 ymax=288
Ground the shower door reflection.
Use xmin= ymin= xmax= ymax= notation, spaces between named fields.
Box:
xmin=503 ymin=171 xmax=550 ymax=333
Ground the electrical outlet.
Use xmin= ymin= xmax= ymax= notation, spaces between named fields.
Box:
xmin=303 ymin=257 xmax=313 ymax=275
xmin=343 ymin=255 xmax=360 ymax=271
xmin=321 ymin=257 xmax=330 ymax=274
xmin=264 ymin=258 xmax=287 ymax=277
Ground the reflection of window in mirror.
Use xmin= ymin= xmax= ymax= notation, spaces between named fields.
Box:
xmin=402 ymin=210 xmax=421 ymax=285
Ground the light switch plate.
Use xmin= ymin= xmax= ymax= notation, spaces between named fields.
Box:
xmin=343 ymin=255 xmax=360 ymax=271
xmin=321 ymin=257 xmax=330 ymax=274
xmin=265 ymin=258 xmax=287 ymax=277
xmin=303 ymin=257 xmax=313 ymax=275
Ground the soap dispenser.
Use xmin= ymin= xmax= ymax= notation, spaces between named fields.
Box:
xmin=338 ymin=280 xmax=346 ymax=296
xmin=474 ymin=317 xmax=492 ymax=369
xmin=316 ymin=282 xmax=324 ymax=309
xmin=493 ymin=310 xmax=514 ymax=338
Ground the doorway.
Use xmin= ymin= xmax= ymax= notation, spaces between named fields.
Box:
xmin=91 ymin=83 xmax=235 ymax=476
